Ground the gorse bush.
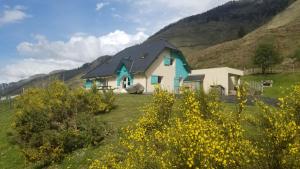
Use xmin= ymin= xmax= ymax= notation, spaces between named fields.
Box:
xmin=90 ymin=85 xmax=300 ymax=169
xmin=13 ymin=81 xmax=115 ymax=167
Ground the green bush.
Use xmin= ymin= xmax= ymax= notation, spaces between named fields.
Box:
xmin=12 ymin=81 xmax=115 ymax=166
xmin=90 ymin=85 xmax=300 ymax=169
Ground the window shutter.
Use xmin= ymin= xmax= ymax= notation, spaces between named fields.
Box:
xmin=164 ymin=56 xmax=171 ymax=66
xmin=151 ymin=75 xmax=158 ymax=84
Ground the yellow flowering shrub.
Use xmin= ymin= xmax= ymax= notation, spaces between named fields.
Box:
xmin=90 ymin=84 xmax=300 ymax=169
xmin=90 ymin=87 xmax=261 ymax=169
xmin=257 ymin=85 xmax=300 ymax=169
xmin=13 ymin=81 xmax=115 ymax=167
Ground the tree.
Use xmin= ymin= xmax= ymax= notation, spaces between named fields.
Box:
xmin=253 ymin=43 xmax=281 ymax=74
xmin=238 ymin=26 xmax=246 ymax=38
xmin=290 ymin=48 xmax=300 ymax=72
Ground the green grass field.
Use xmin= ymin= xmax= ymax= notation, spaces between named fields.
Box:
xmin=242 ymin=72 xmax=300 ymax=98
xmin=1 ymin=72 xmax=300 ymax=169
xmin=0 ymin=95 xmax=153 ymax=169
xmin=0 ymin=94 xmax=263 ymax=169
xmin=0 ymin=101 xmax=25 ymax=169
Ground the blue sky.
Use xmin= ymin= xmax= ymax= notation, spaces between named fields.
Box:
xmin=0 ymin=0 xmax=230 ymax=83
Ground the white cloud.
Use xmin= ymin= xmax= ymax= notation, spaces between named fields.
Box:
xmin=0 ymin=58 xmax=81 ymax=83
xmin=0 ymin=5 xmax=29 ymax=26
xmin=121 ymin=0 xmax=231 ymax=33
xmin=96 ymin=2 xmax=108 ymax=11
xmin=0 ymin=30 xmax=148 ymax=83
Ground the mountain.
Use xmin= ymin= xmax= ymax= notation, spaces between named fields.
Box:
xmin=150 ymin=0 xmax=293 ymax=49
xmin=149 ymin=0 xmax=294 ymax=68
xmin=188 ymin=0 xmax=300 ymax=70
xmin=1 ymin=0 xmax=297 ymax=96
xmin=0 ymin=55 xmax=111 ymax=96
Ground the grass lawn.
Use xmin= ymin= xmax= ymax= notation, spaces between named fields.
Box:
xmin=47 ymin=94 xmax=153 ymax=169
xmin=0 ymin=93 xmax=268 ymax=169
xmin=242 ymin=72 xmax=300 ymax=98
xmin=0 ymin=101 xmax=25 ymax=169
xmin=0 ymin=94 xmax=153 ymax=169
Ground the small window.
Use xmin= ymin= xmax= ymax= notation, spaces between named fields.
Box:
xmin=158 ymin=76 xmax=163 ymax=83
xmin=164 ymin=56 xmax=174 ymax=66
xmin=151 ymin=75 xmax=163 ymax=85
xmin=85 ymin=80 xmax=93 ymax=89
xmin=151 ymin=75 xmax=158 ymax=84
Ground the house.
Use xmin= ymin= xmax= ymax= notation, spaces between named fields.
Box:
xmin=82 ymin=40 xmax=190 ymax=93
xmin=184 ymin=67 xmax=244 ymax=95
xmin=82 ymin=40 xmax=244 ymax=95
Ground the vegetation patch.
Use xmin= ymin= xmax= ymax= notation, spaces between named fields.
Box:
xmin=90 ymin=86 xmax=300 ymax=169
xmin=10 ymin=81 xmax=115 ymax=168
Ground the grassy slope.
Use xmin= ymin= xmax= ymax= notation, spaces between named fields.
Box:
xmin=0 ymin=95 xmax=152 ymax=169
xmin=242 ymin=72 xmax=300 ymax=98
xmin=187 ymin=0 xmax=300 ymax=70
xmin=0 ymin=102 xmax=25 ymax=169
xmin=1 ymin=83 xmax=298 ymax=168
xmin=47 ymin=94 xmax=152 ymax=169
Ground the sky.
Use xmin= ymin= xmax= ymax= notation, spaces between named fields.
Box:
xmin=0 ymin=0 xmax=230 ymax=83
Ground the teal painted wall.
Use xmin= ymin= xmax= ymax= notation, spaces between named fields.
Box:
xmin=116 ymin=65 xmax=133 ymax=87
xmin=171 ymin=50 xmax=189 ymax=92
xmin=85 ymin=79 xmax=93 ymax=89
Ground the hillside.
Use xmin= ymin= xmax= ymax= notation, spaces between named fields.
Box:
xmin=187 ymin=0 xmax=300 ymax=70
xmin=149 ymin=0 xmax=293 ymax=49
xmin=0 ymin=0 xmax=297 ymax=96
xmin=0 ymin=55 xmax=111 ymax=96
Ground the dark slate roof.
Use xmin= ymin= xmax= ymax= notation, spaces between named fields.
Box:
xmin=82 ymin=39 xmax=179 ymax=79
xmin=184 ymin=75 xmax=205 ymax=82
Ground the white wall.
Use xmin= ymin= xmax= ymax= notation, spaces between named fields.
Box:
xmin=191 ymin=67 xmax=243 ymax=95
xmin=145 ymin=49 xmax=176 ymax=93
xmin=95 ymin=49 xmax=175 ymax=93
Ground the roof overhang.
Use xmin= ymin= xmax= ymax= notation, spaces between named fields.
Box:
xmin=184 ymin=75 xmax=205 ymax=82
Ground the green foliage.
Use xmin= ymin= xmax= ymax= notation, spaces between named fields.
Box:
xmin=255 ymin=85 xmax=300 ymax=169
xmin=238 ymin=26 xmax=246 ymax=38
xmin=291 ymin=48 xmax=300 ymax=62
xmin=90 ymin=87 xmax=261 ymax=169
xmin=253 ymin=43 xmax=282 ymax=74
xmin=90 ymin=84 xmax=300 ymax=169
xmin=12 ymin=81 xmax=115 ymax=167
xmin=74 ymin=85 xmax=115 ymax=115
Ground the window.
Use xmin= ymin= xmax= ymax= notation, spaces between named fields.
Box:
xmin=151 ymin=75 xmax=163 ymax=85
xmin=85 ymin=80 xmax=93 ymax=89
xmin=122 ymin=76 xmax=131 ymax=88
xmin=158 ymin=76 xmax=163 ymax=83
xmin=164 ymin=56 xmax=174 ymax=66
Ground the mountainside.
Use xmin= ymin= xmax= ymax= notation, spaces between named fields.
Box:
xmin=0 ymin=55 xmax=111 ymax=96
xmin=1 ymin=0 xmax=297 ymax=96
xmin=188 ymin=0 xmax=300 ymax=70
xmin=149 ymin=0 xmax=293 ymax=49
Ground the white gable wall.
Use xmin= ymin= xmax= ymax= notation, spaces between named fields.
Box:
xmin=145 ymin=49 xmax=176 ymax=93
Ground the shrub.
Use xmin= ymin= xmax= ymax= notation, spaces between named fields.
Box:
xmin=90 ymin=85 xmax=300 ymax=169
xmin=253 ymin=42 xmax=282 ymax=74
xmin=13 ymin=81 xmax=115 ymax=166
xmin=74 ymin=85 xmax=115 ymax=115
xmin=90 ymin=87 xmax=261 ymax=169
xmin=256 ymin=85 xmax=300 ymax=169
